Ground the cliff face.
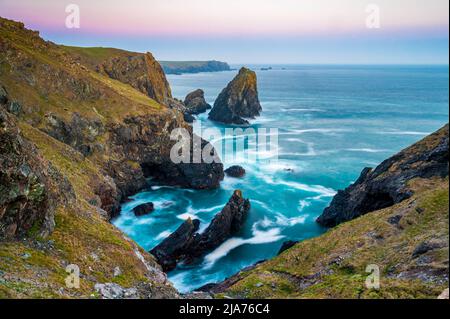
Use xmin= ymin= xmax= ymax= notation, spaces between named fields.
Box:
xmin=97 ymin=52 xmax=172 ymax=105
xmin=211 ymin=127 xmax=449 ymax=299
xmin=208 ymin=67 xmax=262 ymax=125
xmin=317 ymin=124 xmax=449 ymax=227
xmin=0 ymin=16 xmax=223 ymax=298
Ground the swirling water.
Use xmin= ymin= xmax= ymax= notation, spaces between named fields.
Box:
xmin=113 ymin=65 xmax=449 ymax=292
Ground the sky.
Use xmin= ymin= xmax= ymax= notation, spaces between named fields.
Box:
xmin=0 ymin=0 xmax=448 ymax=64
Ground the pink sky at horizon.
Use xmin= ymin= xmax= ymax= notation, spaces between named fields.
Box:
xmin=1 ymin=0 xmax=449 ymax=37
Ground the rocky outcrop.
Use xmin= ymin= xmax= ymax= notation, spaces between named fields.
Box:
xmin=98 ymin=52 xmax=172 ymax=105
xmin=150 ymin=218 xmax=200 ymax=271
xmin=317 ymin=124 xmax=449 ymax=227
xmin=0 ymin=108 xmax=75 ymax=239
xmin=209 ymin=67 xmax=262 ymax=125
xmin=184 ymin=89 xmax=211 ymax=115
xmin=133 ymin=202 xmax=154 ymax=216
xmin=150 ymin=190 xmax=250 ymax=271
xmin=224 ymin=165 xmax=246 ymax=178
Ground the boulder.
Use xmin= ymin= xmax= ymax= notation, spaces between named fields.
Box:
xmin=209 ymin=67 xmax=262 ymax=125
xmin=225 ymin=165 xmax=246 ymax=178
xmin=0 ymin=84 xmax=8 ymax=105
xmin=133 ymin=202 xmax=155 ymax=216
xmin=317 ymin=124 xmax=449 ymax=227
xmin=184 ymin=89 xmax=211 ymax=115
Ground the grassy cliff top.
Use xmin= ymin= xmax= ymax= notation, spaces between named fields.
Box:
xmin=218 ymin=177 xmax=449 ymax=299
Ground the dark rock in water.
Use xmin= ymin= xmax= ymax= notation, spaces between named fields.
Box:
xmin=209 ymin=67 xmax=262 ymax=125
xmin=133 ymin=202 xmax=155 ymax=216
xmin=225 ymin=165 xmax=246 ymax=178
xmin=277 ymin=240 xmax=299 ymax=255
xmin=195 ymin=190 xmax=250 ymax=254
xmin=183 ymin=112 xmax=195 ymax=123
xmin=184 ymin=89 xmax=211 ymax=115
xmin=150 ymin=218 xmax=200 ymax=272
xmin=150 ymin=190 xmax=250 ymax=271
xmin=317 ymin=124 xmax=449 ymax=228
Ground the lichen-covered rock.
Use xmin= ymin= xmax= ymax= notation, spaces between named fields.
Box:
xmin=317 ymin=124 xmax=449 ymax=227
xmin=0 ymin=108 xmax=75 ymax=239
xmin=184 ymin=89 xmax=211 ymax=115
xmin=150 ymin=190 xmax=250 ymax=271
xmin=209 ymin=67 xmax=262 ymax=124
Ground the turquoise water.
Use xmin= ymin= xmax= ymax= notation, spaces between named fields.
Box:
xmin=113 ymin=65 xmax=449 ymax=292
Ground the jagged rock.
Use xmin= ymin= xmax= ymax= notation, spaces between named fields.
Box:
xmin=317 ymin=124 xmax=449 ymax=227
xmin=0 ymin=109 xmax=75 ymax=239
xmin=150 ymin=218 xmax=200 ymax=272
xmin=42 ymin=112 xmax=104 ymax=157
xmin=150 ymin=190 xmax=250 ymax=271
xmin=195 ymin=190 xmax=250 ymax=253
xmin=133 ymin=202 xmax=154 ymax=216
xmin=184 ymin=89 xmax=211 ymax=115
xmin=209 ymin=67 xmax=262 ymax=125
xmin=7 ymin=101 xmax=21 ymax=115
xmin=225 ymin=165 xmax=246 ymax=178
xmin=98 ymin=52 xmax=172 ymax=105
xmin=277 ymin=240 xmax=299 ymax=255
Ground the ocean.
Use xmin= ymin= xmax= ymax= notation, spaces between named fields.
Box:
xmin=113 ymin=65 xmax=449 ymax=292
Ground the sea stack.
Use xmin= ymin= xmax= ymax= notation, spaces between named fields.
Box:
xmin=208 ymin=67 xmax=262 ymax=125
xmin=184 ymin=89 xmax=212 ymax=115
xmin=150 ymin=190 xmax=250 ymax=271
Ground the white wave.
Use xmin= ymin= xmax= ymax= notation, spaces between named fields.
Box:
xmin=282 ymin=108 xmax=325 ymax=112
xmin=378 ymin=131 xmax=429 ymax=136
xmin=259 ymin=174 xmax=336 ymax=197
xmin=177 ymin=213 xmax=198 ymax=221
xmin=203 ymin=227 xmax=284 ymax=267
xmin=299 ymin=199 xmax=311 ymax=211
xmin=155 ymin=230 xmax=172 ymax=240
xmin=345 ymin=148 xmax=390 ymax=153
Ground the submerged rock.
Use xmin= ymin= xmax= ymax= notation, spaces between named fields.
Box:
xmin=317 ymin=124 xmax=449 ymax=227
xmin=133 ymin=202 xmax=154 ymax=216
xmin=224 ymin=165 xmax=246 ymax=178
xmin=184 ymin=89 xmax=211 ymax=115
xmin=150 ymin=190 xmax=250 ymax=271
xmin=209 ymin=67 xmax=262 ymax=125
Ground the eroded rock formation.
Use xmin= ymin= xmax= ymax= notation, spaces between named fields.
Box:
xmin=184 ymin=89 xmax=211 ymax=115
xmin=208 ymin=67 xmax=262 ymax=125
xmin=150 ymin=190 xmax=250 ymax=271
